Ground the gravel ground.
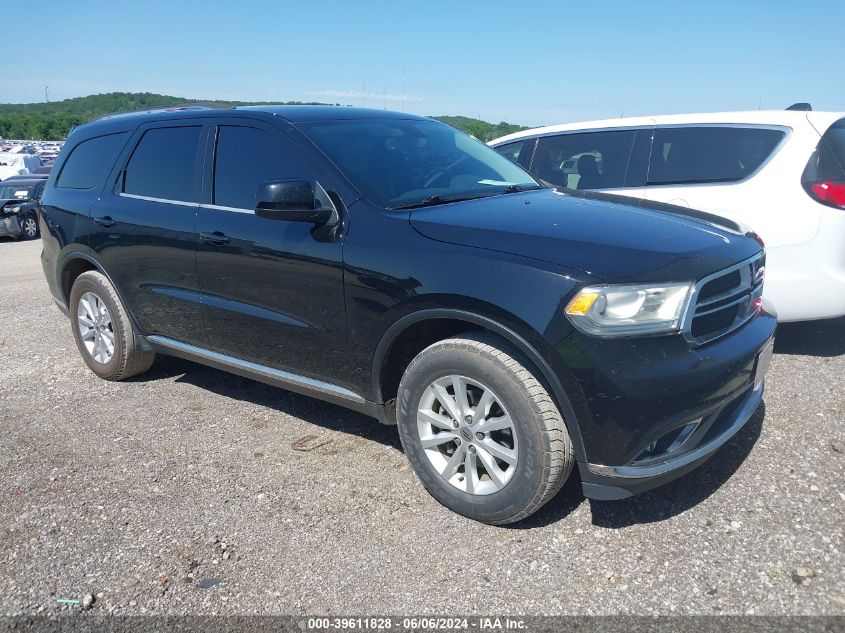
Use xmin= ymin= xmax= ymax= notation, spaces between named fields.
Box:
xmin=0 ymin=238 xmax=843 ymax=617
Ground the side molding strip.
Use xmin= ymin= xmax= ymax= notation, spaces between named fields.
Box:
xmin=147 ymin=335 xmax=366 ymax=404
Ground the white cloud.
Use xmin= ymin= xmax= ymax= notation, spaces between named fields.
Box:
xmin=306 ymin=89 xmax=423 ymax=103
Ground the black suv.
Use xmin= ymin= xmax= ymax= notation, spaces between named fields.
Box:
xmin=40 ymin=106 xmax=776 ymax=524
xmin=0 ymin=177 xmax=44 ymax=240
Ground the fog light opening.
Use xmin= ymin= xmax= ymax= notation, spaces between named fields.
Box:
xmin=633 ymin=419 xmax=702 ymax=464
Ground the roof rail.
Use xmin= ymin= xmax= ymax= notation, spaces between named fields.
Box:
xmin=786 ymin=102 xmax=812 ymax=111
xmin=92 ymin=104 xmax=215 ymax=123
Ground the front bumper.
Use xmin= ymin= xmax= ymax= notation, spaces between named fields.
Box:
xmin=0 ymin=215 xmax=22 ymax=238
xmin=579 ymin=379 xmax=764 ymax=499
xmin=550 ymin=304 xmax=777 ymax=501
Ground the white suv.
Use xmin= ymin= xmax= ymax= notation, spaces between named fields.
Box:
xmin=490 ymin=110 xmax=845 ymax=322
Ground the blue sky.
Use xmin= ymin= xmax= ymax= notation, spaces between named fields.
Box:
xmin=4 ymin=0 xmax=844 ymax=126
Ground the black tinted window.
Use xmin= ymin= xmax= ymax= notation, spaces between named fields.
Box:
xmin=123 ymin=126 xmax=202 ymax=201
xmin=531 ymin=130 xmax=637 ymax=189
xmin=494 ymin=140 xmax=526 ymax=164
xmin=213 ymin=126 xmax=304 ymax=209
xmin=649 ymin=126 xmax=785 ymax=185
xmin=56 ymin=132 xmax=128 ymax=189
xmin=806 ymin=118 xmax=845 ymax=182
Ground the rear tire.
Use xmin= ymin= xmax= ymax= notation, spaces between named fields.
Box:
xmin=69 ymin=271 xmax=155 ymax=380
xmin=396 ymin=332 xmax=574 ymax=525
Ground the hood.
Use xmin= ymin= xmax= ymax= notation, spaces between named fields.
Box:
xmin=409 ymin=188 xmax=762 ymax=284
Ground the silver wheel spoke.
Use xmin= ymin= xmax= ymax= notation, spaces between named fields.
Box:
xmin=418 ymin=408 xmax=454 ymax=431
xmin=479 ymin=438 xmax=517 ymax=465
xmin=81 ymin=328 xmax=95 ymax=341
xmin=441 ymin=444 xmax=465 ymax=480
xmin=464 ymin=449 xmax=478 ymax=494
xmin=432 ymin=383 xmax=462 ymax=422
xmin=420 ymin=432 xmax=458 ymax=449
xmin=102 ymin=330 xmax=115 ymax=353
xmin=97 ymin=334 xmax=107 ymax=362
xmin=475 ymin=445 xmax=507 ymax=489
xmin=472 ymin=389 xmax=495 ymax=424
xmin=451 ymin=375 xmax=470 ymax=417
xmin=476 ymin=414 xmax=513 ymax=434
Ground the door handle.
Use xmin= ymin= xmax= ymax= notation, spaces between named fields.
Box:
xmin=92 ymin=216 xmax=116 ymax=228
xmin=200 ymin=231 xmax=230 ymax=246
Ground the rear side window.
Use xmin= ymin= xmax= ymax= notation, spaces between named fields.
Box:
xmin=494 ymin=140 xmax=526 ymax=165
xmin=213 ymin=125 xmax=305 ymax=210
xmin=648 ymin=126 xmax=785 ymax=186
xmin=806 ymin=119 xmax=845 ymax=181
xmin=801 ymin=118 xmax=845 ymax=209
xmin=122 ymin=126 xmax=202 ymax=202
xmin=56 ymin=132 xmax=128 ymax=189
xmin=531 ymin=130 xmax=637 ymax=189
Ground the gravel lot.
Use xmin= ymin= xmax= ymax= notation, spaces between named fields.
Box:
xmin=0 ymin=238 xmax=843 ymax=617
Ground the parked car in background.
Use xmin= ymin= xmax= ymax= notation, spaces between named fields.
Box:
xmin=3 ymin=173 xmax=48 ymax=181
xmin=39 ymin=105 xmax=775 ymax=524
xmin=491 ymin=109 xmax=845 ymax=322
xmin=0 ymin=177 xmax=44 ymax=239
xmin=0 ymin=152 xmax=41 ymax=180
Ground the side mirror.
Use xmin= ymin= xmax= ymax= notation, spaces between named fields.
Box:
xmin=254 ymin=180 xmax=332 ymax=223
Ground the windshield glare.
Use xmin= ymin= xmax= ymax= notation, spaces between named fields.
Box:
xmin=299 ymin=119 xmax=538 ymax=208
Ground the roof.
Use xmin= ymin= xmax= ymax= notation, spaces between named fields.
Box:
xmin=0 ymin=178 xmax=43 ymax=187
xmin=490 ymin=110 xmax=845 ymax=145
xmin=236 ymin=105 xmax=428 ymax=122
xmin=74 ymin=104 xmax=429 ymax=140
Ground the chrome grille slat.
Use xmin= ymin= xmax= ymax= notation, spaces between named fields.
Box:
xmin=682 ymin=253 xmax=765 ymax=346
xmin=695 ymin=292 xmax=754 ymax=317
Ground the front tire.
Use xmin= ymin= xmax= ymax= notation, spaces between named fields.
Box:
xmin=396 ymin=333 xmax=574 ymax=525
xmin=19 ymin=215 xmax=39 ymax=240
xmin=69 ymin=271 xmax=155 ymax=380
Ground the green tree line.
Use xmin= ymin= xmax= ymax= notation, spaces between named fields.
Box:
xmin=0 ymin=92 xmax=528 ymax=142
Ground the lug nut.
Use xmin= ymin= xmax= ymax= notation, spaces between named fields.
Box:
xmin=465 ymin=415 xmax=473 ymax=425
xmin=455 ymin=438 xmax=461 ymax=445
xmin=468 ymin=445 xmax=476 ymax=454
xmin=452 ymin=420 xmax=459 ymax=429
xmin=475 ymin=432 xmax=484 ymax=440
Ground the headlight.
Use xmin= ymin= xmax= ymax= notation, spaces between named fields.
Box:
xmin=5 ymin=206 xmax=21 ymax=214
xmin=565 ymin=283 xmax=693 ymax=337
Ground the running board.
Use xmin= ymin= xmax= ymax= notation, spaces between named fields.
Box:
xmin=146 ymin=335 xmax=386 ymax=421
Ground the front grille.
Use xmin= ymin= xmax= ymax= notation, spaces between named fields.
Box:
xmin=685 ymin=254 xmax=765 ymax=345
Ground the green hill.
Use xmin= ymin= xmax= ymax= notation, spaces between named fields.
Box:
xmin=431 ymin=115 xmax=528 ymax=142
xmin=0 ymin=92 xmax=528 ymax=142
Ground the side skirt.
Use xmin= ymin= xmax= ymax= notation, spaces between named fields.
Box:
xmin=145 ymin=335 xmax=389 ymax=423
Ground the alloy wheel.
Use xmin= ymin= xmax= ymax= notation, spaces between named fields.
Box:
xmin=77 ymin=292 xmax=115 ymax=364
xmin=416 ymin=375 xmax=519 ymax=495
xmin=22 ymin=217 xmax=37 ymax=238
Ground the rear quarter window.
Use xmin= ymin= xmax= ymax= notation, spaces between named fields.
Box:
xmin=56 ymin=132 xmax=129 ymax=189
xmin=805 ymin=118 xmax=845 ymax=181
xmin=648 ymin=126 xmax=785 ymax=186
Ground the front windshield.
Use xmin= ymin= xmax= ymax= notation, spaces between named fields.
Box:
xmin=298 ymin=118 xmax=539 ymax=208
xmin=0 ymin=184 xmax=34 ymax=200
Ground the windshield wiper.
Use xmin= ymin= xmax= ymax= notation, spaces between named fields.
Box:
xmin=389 ymin=194 xmax=485 ymax=210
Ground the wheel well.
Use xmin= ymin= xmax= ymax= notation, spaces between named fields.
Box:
xmin=62 ymin=258 xmax=98 ymax=305
xmin=379 ymin=318 xmax=486 ymax=405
